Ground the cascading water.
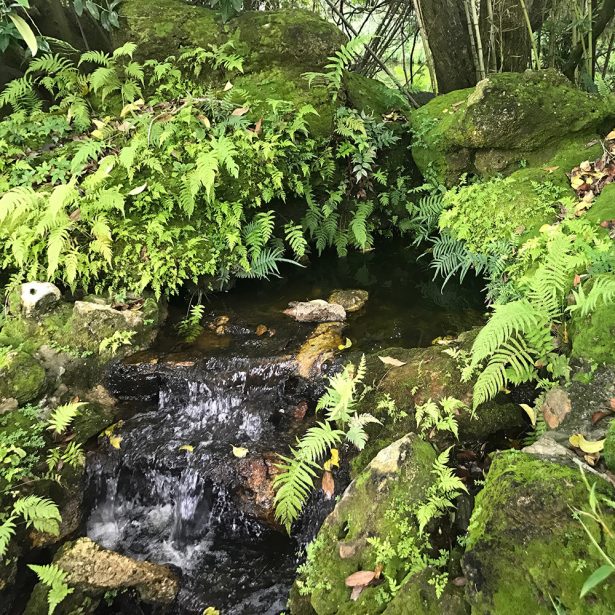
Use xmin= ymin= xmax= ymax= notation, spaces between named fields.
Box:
xmin=86 ymin=355 xmax=318 ymax=614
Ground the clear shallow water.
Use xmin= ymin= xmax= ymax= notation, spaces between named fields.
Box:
xmin=85 ymin=242 xmax=485 ymax=614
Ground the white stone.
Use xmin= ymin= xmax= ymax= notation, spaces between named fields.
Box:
xmin=20 ymin=282 xmax=61 ymax=316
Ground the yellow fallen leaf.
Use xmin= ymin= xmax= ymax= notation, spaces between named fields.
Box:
xmin=338 ymin=338 xmax=352 ymax=350
xmin=109 ymin=435 xmax=122 ymax=449
xmin=231 ymin=107 xmax=250 ymax=117
xmin=179 ymin=444 xmax=194 ymax=453
xmin=231 ymin=445 xmax=249 ymax=458
xmin=323 ymin=448 xmax=340 ymax=471
xmin=519 ymin=403 xmax=536 ymax=426
xmin=543 ymin=166 xmax=560 ymax=173
xmin=379 ymin=356 xmax=406 ymax=367
xmin=223 ymin=81 xmax=233 ymax=91
xmin=539 ymin=224 xmax=558 ymax=234
xmin=569 ymin=433 xmax=605 ymax=454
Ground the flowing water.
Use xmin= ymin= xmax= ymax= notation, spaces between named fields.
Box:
xmin=85 ymin=242 xmax=485 ymax=614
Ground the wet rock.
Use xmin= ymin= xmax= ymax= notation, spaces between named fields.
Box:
xmin=462 ymin=450 xmax=615 ymax=614
xmin=542 ymin=387 xmax=572 ymax=429
xmin=53 ymin=538 xmax=179 ymax=605
xmin=0 ymin=350 xmax=47 ymax=406
xmin=327 ymin=289 xmax=369 ymax=313
xmin=295 ymin=322 xmax=344 ymax=378
xmin=20 ymin=281 xmax=61 ymax=317
xmin=289 ymin=434 xmax=441 ymax=614
xmin=284 ymin=299 xmax=346 ymax=323
xmin=236 ymin=452 xmax=283 ymax=527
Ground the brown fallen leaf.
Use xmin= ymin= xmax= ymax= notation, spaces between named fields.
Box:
xmin=345 ymin=571 xmax=376 ymax=587
xmin=255 ymin=324 xmax=268 ymax=336
xmin=592 ymin=410 xmax=611 ymax=425
xmin=350 ymin=586 xmax=364 ymax=601
xmin=610 ymin=398 xmax=615 ymax=411
xmin=293 ymin=400 xmax=308 ymax=421
xmin=573 ymin=274 xmax=582 ymax=287
xmin=378 ymin=356 xmax=406 ymax=367
xmin=374 ymin=564 xmax=383 ymax=580
xmin=322 ymin=470 xmax=335 ymax=500
xmin=453 ymin=576 xmax=467 ymax=587
xmin=231 ymin=106 xmax=249 ymax=117
xmin=254 ymin=118 xmax=263 ymax=135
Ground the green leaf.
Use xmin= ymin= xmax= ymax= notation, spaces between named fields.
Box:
xmin=580 ymin=565 xmax=615 ymax=598
xmin=8 ymin=13 xmax=38 ymax=56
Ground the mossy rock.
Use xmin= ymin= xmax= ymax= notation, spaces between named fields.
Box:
xmin=586 ymin=182 xmax=615 ymax=228
xmin=410 ymin=70 xmax=615 ymax=185
xmin=348 ymin=335 xmax=525 ymax=474
xmin=604 ymin=419 xmax=615 ymax=472
xmin=462 ymin=450 xmax=615 ymax=614
xmin=571 ymin=299 xmax=615 ymax=366
xmin=289 ymin=434 xmax=439 ymax=614
xmin=0 ymin=350 xmax=46 ymax=405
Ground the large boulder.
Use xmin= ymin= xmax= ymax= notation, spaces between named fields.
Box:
xmin=411 ymin=70 xmax=615 ymax=185
xmin=25 ymin=538 xmax=179 ymax=614
xmin=462 ymin=450 xmax=615 ymax=614
xmin=114 ymin=2 xmax=408 ymax=138
xmin=289 ymin=434 xmax=467 ymax=614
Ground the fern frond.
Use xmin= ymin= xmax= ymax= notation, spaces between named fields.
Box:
xmin=47 ymin=402 xmax=85 ymax=434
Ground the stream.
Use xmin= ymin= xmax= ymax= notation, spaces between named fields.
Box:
xmin=84 ymin=242 xmax=485 ymax=614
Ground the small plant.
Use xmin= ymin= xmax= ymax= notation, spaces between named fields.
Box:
xmin=28 ymin=563 xmax=73 ymax=615
xmin=98 ymin=330 xmax=136 ymax=355
xmin=377 ymin=393 xmax=407 ymax=422
xmin=177 ymin=303 xmax=207 ymax=342
xmin=273 ymin=356 xmax=380 ymax=532
xmin=415 ymin=397 xmax=465 ymax=439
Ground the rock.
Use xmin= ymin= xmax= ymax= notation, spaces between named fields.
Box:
xmin=411 ymin=70 xmax=615 ymax=185
xmin=604 ymin=419 xmax=615 ymax=472
xmin=53 ymin=538 xmax=178 ymax=604
xmin=284 ymin=300 xmax=346 ymax=323
xmin=462 ymin=450 xmax=615 ymax=614
xmin=0 ymin=350 xmax=47 ymax=405
xmin=20 ymin=282 xmax=61 ymax=317
xmin=295 ymin=322 xmax=344 ymax=378
xmin=327 ymin=290 xmax=369 ymax=313
xmin=290 ymin=434 xmax=440 ymax=614
xmin=542 ymin=387 xmax=572 ymax=429
xmin=235 ymin=452 xmax=283 ymax=527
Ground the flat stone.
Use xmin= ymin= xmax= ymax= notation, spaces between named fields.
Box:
xmin=283 ymin=299 xmax=346 ymax=322
xmin=327 ymin=289 xmax=368 ymax=313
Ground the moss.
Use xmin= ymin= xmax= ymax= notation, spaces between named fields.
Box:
xmin=463 ymin=451 xmax=615 ymax=614
xmin=586 ymin=183 xmax=615 ymax=227
xmin=0 ymin=350 xmax=46 ymax=405
xmin=290 ymin=435 xmax=437 ymax=614
xmin=571 ymin=300 xmax=615 ymax=365
xmin=410 ymin=70 xmax=615 ymax=185
xmin=604 ymin=419 xmax=615 ymax=473
xmin=343 ymin=72 xmax=410 ymax=118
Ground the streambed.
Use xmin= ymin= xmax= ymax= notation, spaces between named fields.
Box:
xmin=84 ymin=243 xmax=485 ymax=614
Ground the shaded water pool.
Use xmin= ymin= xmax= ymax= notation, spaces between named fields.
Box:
xmin=85 ymin=242 xmax=485 ymax=614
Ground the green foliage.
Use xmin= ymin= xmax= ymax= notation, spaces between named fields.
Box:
xmin=98 ymin=330 xmax=135 ymax=355
xmin=0 ymin=41 xmax=410 ymax=298
xmin=415 ymin=397 xmax=465 ymax=439
xmin=178 ymin=303 xmax=207 ymax=342
xmin=0 ymin=403 xmax=83 ymax=561
xmin=28 ymin=563 xmax=73 ymax=615
xmin=274 ymin=356 xmax=380 ymax=532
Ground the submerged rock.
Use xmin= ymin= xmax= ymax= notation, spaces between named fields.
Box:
xmin=295 ymin=322 xmax=344 ymax=378
xmin=411 ymin=70 xmax=615 ymax=185
xmin=284 ymin=299 xmax=346 ymax=323
xmin=19 ymin=281 xmax=61 ymax=317
xmin=327 ymin=289 xmax=369 ymax=313
xmin=462 ymin=450 xmax=615 ymax=614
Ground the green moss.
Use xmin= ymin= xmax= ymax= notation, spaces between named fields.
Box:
xmin=463 ymin=451 xmax=615 ymax=614
xmin=604 ymin=419 xmax=615 ymax=473
xmin=290 ymin=435 xmax=438 ymax=614
xmin=0 ymin=350 xmax=46 ymax=405
xmin=343 ymin=72 xmax=410 ymax=118
xmin=410 ymin=70 xmax=615 ymax=184
xmin=571 ymin=300 xmax=615 ymax=365
xmin=586 ymin=183 xmax=615 ymax=227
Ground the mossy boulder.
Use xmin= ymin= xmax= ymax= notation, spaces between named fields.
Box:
xmin=0 ymin=350 xmax=47 ymax=406
xmin=462 ymin=450 xmax=615 ymax=614
xmin=115 ymin=1 xmax=406 ymax=139
xmin=289 ymin=434 xmax=441 ymax=614
xmin=411 ymin=70 xmax=615 ymax=185
xmin=347 ymin=334 xmax=525 ymax=473
xmin=571 ymin=299 xmax=615 ymax=366
xmin=603 ymin=419 xmax=615 ymax=472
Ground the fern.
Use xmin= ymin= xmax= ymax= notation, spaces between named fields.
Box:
xmin=47 ymin=402 xmax=84 ymax=435
xmin=28 ymin=564 xmax=73 ymax=615
xmin=12 ymin=495 xmax=61 ymax=535
xmin=569 ymin=274 xmax=615 ymax=317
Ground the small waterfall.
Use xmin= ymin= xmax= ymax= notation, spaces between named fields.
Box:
xmin=86 ymin=353 xmax=313 ymax=614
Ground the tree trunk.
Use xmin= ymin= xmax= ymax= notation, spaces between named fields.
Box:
xmin=416 ymin=0 xmax=476 ymax=92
